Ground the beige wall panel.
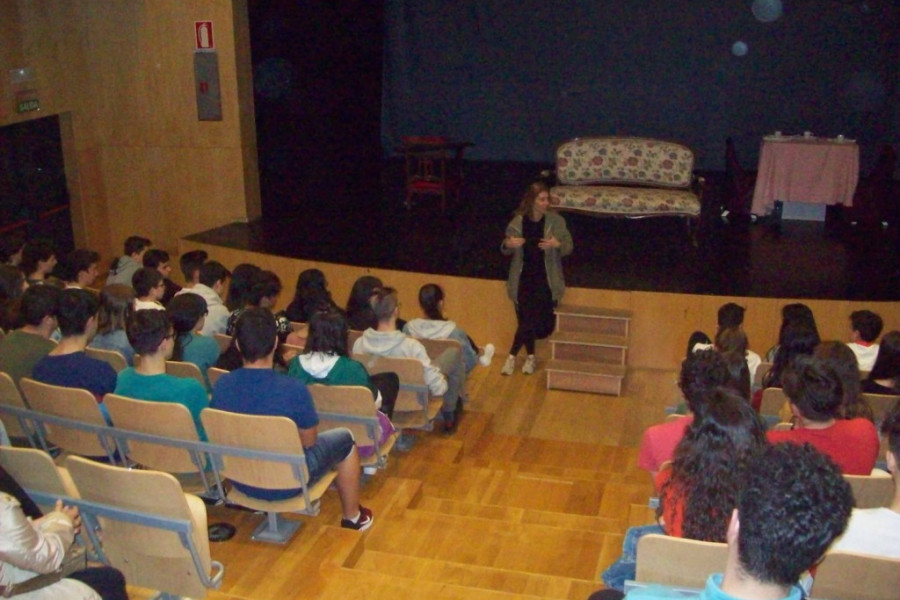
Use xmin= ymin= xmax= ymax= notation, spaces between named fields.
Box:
xmin=0 ymin=2 xmax=23 ymax=123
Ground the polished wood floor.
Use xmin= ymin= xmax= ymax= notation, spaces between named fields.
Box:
xmin=127 ymin=346 xmax=670 ymax=600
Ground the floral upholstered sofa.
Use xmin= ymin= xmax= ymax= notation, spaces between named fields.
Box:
xmin=550 ymin=137 xmax=704 ymax=235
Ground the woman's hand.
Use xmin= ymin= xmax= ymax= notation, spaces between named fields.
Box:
xmin=55 ymin=500 xmax=82 ymax=534
xmin=504 ymin=236 xmax=525 ymax=249
xmin=538 ymin=235 xmax=560 ymax=250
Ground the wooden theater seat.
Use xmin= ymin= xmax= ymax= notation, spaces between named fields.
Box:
xmin=84 ymin=347 xmax=128 ymax=372
xmin=811 ymin=550 xmax=900 ymax=600
xmin=353 ymin=353 xmax=443 ymax=431
xmin=635 ymin=534 xmax=728 ymax=589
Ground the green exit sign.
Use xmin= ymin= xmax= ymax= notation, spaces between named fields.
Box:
xmin=17 ymin=98 xmax=39 ymax=113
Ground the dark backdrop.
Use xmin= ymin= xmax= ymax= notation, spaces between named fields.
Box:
xmin=382 ymin=0 xmax=900 ymax=170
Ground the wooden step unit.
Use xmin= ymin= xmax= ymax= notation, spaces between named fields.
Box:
xmin=555 ymin=304 xmax=631 ymax=337
xmin=545 ymin=360 xmax=627 ymax=396
xmin=547 ymin=304 xmax=632 ymax=396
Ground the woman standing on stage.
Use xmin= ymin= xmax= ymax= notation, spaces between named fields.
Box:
xmin=500 ymin=182 xmax=573 ymax=375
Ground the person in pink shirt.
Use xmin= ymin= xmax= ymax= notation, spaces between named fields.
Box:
xmin=638 ymin=349 xmax=733 ymax=482
xmin=767 ymin=355 xmax=879 ymax=475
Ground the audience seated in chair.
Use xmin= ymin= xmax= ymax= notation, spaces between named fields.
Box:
xmin=345 ymin=275 xmax=385 ymax=332
xmin=87 ymin=285 xmax=136 ymax=367
xmin=638 ymin=350 xmax=733 ymax=480
xmin=814 ymin=341 xmax=874 ymax=422
xmin=177 ymin=250 xmax=208 ymax=293
xmin=847 ymin=309 xmax=883 ymax=372
xmin=210 ymin=307 xmax=373 ymax=530
xmin=0 ymin=285 xmax=60 ymax=389
xmin=603 ymin=391 xmax=766 ymax=592
xmin=763 ymin=303 xmax=820 ymax=363
xmin=115 ymin=309 xmax=209 ymax=440
xmin=288 ymin=308 xmax=397 ymax=453
xmin=225 ymin=269 xmax=302 ymax=347
xmin=862 ymin=330 xmax=900 ymax=396
xmin=755 ymin=316 xmax=820 ymax=410
xmin=829 ymin=402 xmax=900 ymax=558
xmin=20 ymin=240 xmax=58 ymax=287
xmin=617 ymin=444 xmax=853 ymax=600
xmin=353 ymin=287 xmax=463 ymax=433
xmin=60 ymin=249 xmax=100 ymax=290
xmin=284 ymin=268 xmax=343 ymax=324
xmin=105 ymin=235 xmax=151 ymax=288
xmin=31 ymin=289 xmax=116 ymax=417
xmin=767 ymin=355 xmax=879 ymax=475
xmin=142 ymin=248 xmax=180 ymax=306
xmin=168 ymin=293 xmax=221 ymax=392
xmin=687 ymin=303 xmax=761 ymax=384
xmin=403 ymin=283 xmax=495 ymax=372
xmin=176 ymin=261 xmax=231 ymax=337
xmin=131 ymin=267 xmax=166 ymax=311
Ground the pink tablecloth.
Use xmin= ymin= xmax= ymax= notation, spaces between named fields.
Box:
xmin=751 ymin=138 xmax=859 ymax=216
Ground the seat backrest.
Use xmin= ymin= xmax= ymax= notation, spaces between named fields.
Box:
xmin=307 ymin=384 xmax=379 ymax=446
xmin=207 ymin=367 xmax=229 ymax=390
xmin=812 ymin=551 xmax=900 ymax=600
xmin=0 ymin=371 xmax=32 ymax=439
xmin=84 ymin=347 xmax=128 ymax=372
xmin=555 ymin=137 xmax=695 ymax=189
xmin=19 ymin=377 xmax=111 ymax=458
xmin=66 ymin=455 xmax=217 ymax=599
xmin=104 ymin=394 xmax=201 ymax=473
xmin=844 ymin=472 xmax=894 ymax=509
xmin=347 ymin=329 xmax=364 ymax=354
xmin=752 ymin=362 xmax=772 ymax=390
xmin=861 ymin=393 xmax=900 ymax=426
xmin=759 ymin=387 xmax=788 ymax=417
xmin=415 ymin=337 xmax=462 ymax=363
xmin=165 ymin=360 xmax=206 ymax=387
xmin=0 ymin=446 xmax=79 ymax=500
xmin=213 ymin=333 xmax=232 ymax=354
xmin=635 ymin=533 xmax=728 ymax=589
xmin=200 ymin=408 xmax=308 ymax=489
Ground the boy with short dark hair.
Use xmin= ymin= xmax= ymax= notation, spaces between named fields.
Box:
xmin=106 ymin=236 xmax=152 ymax=287
xmin=62 ymin=249 xmax=100 ymax=289
xmin=0 ymin=285 xmax=61 ymax=389
xmin=176 ymin=261 xmax=230 ymax=336
xmin=178 ymin=250 xmax=208 ymax=289
xmin=847 ymin=309 xmax=883 ymax=371
xmin=132 ymin=267 xmax=166 ymax=311
xmin=143 ymin=248 xmax=181 ymax=305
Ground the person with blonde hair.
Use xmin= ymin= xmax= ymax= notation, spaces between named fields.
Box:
xmin=500 ymin=181 xmax=572 ymax=375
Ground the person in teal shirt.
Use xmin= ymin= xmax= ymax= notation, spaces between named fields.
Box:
xmin=167 ymin=293 xmax=221 ymax=392
xmin=116 ymin=309 xmax=209 ymax=440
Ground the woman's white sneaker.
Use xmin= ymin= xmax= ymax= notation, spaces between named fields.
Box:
xmin=479 ymin=343 xmax=496 ymax=367
xmin=522 ymin=355 xmax=536 ymax=374
xmin=500 ymin=355 xmax=516 ymax=375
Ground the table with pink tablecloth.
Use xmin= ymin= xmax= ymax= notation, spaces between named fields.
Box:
xmin=750 ymin=137 xmax=860 ymax=216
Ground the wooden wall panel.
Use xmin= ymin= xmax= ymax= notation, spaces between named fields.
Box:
xmin=179 ymin=240 xmax=900 ymax=373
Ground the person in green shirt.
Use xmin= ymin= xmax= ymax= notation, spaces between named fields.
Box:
xmin=0 ymin=285 xmax=60 ymax=390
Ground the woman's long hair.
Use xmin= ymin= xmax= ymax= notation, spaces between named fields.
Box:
xmin=285 ymin=268 xmax=338 ymax=322
xmin=96 ymin=284 xmax=135 ymax=336
xmin=303 ymin=308 xmax=349 ymax=357
xmin=867 ymin=331 xmax=900 ymax=392
xmin=815 ymin=341 xmax=872 ymax=421
xmin=225 ymin=263 xmax=261 ymax=312
xmin=167 ymin=293 xmax=208 ymax=361
xmin=764 ymin=320 xmax=820 ymax=388
xmin=658 ymin=389 xmax=767 ymax=542
xmin=514 ymin=181 xmax=549 ymax=217
xmin=418 ymin=283 xmax=445 ymax=321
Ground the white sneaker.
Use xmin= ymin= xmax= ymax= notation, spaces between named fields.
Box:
xmin=522 ymin=355 xmax=536 ymax=375
xmin=500 ymin=355 xmax=516 ymax=375
xmin=479 ymin=343 xmax=496 ymax=367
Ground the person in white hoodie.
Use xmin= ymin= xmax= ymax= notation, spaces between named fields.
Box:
xmin=175 ymin=261 xmax=231 ymax=336
xmin=352 ymin=287 xmax=463 ymax=432
xmin=403 ymin=283 xmax=494 ymax=373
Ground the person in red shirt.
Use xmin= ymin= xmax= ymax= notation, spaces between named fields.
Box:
xmin=767 ymin=355 xmax=879 ymax=475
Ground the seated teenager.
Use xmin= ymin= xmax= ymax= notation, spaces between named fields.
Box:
xmin=131 ymin=267 xmax=166 ymax=311
xmin=767 ymin=355 xmax=879 ymax=475
xmin=403 ymin=283 xmax=495 ymax=371
xmin=142 ymin=248 xmax=180 ymax=306
xmin=687 ymin=303 xmax=761 ymax=379
xmin=763 ymin=302 xmax=820 ymax=362
xmin=284 ymin=268 xmax=343 ymax=324
xmin=225 ymin=270 xmax=301 ymax=346
xmin=288 ymin=308 xmax=397 ymax=455
xmin=847 ymin=309 xmax=883 ymax=372
xmin=176 ymin=261 xmax=231 ymax=336
xmin=88 ymin=284 xmax=136 ymax=366
xmin=167 ymin=293 xmax=221 ymax=391
xmin=223 ymin=263 xmax=260 ymax=314
xmin=115 ymin=309 xmax=209 ymax=439
xmin=715 ymin=328 xmax=752 ymax=400
xmin=60 ymin=249 xmax=100 ymax=290
xmin=345 ymin=275 xmax=384 ymax=331
xmin=19 ymin=240 xmax=57 ymax=286
xmin=637 ymin=349 xmax=732 ymax=480
xmin=814 ymin=341 xmax=873 ymax=421
xmin=754 ymin=319 xmax=819 ymax=410
xmin=603 ymin=391 xmax=767 ymax=591
xmin=352 ymin=287 xmax=463 ymax=433
xmin=210 ymin=308 xmax=373 ymax=530
xmin=622 ymin=444 xmax=853 ymax=600
xmin=861 ymin=330 xmax=900 ymax=396
xmin=0 ymin=285 xmax=60 ymax=388
xmin=830 ymin=401 xmax=900 ymax=558
xmin=31 ymin=289 xmax=117 ymax=418
xmin=105 ymin=235 xmax=151 ymax=287
xmin=0 ymin=265 xmax=27 ymax=333
xmin=177 ymin=250 xmax=207 ymax=292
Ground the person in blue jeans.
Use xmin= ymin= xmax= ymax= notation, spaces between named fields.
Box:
xmin=210 ymin=308 xmax=373 ymax=531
